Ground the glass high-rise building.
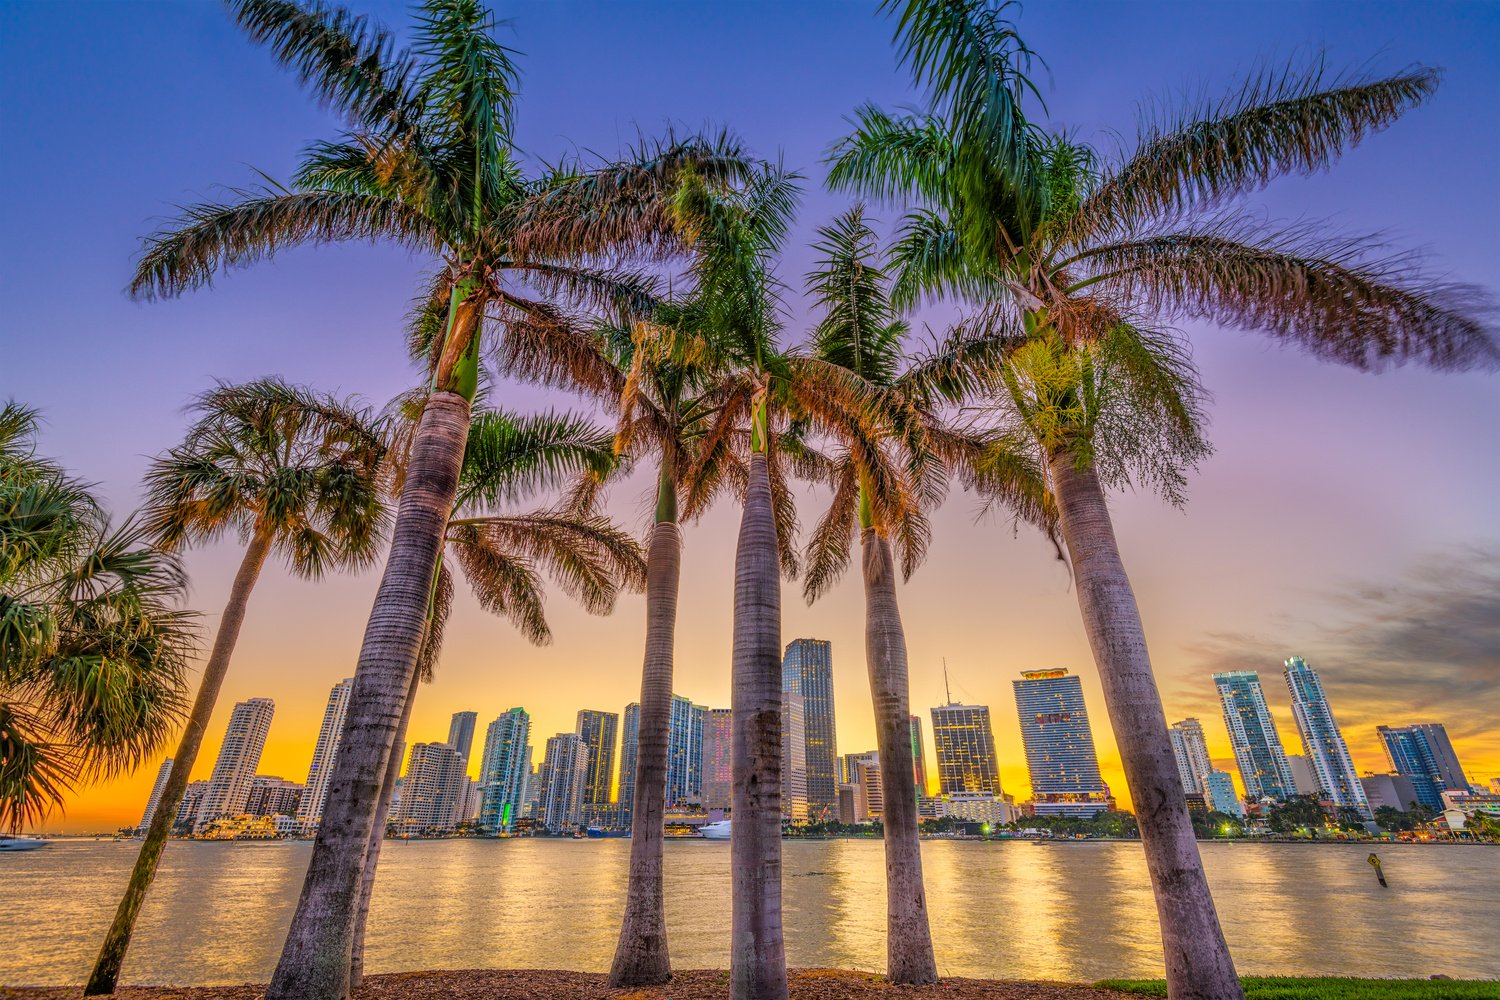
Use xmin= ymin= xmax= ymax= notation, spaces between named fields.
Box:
xmin=1205 ymin=770 xmax=1245 ymax=818
xmin=447 ymin=711 xmax=477 ymax=767
xmin=781 ymin=690 xmax=808 ymax=820
xmin=1283 ymin=656 xmax=1370 ymax=818
xmin=930 ymin=702 xmax=1002 ymax=796
xmin=619 ymin=702 xmax=640 ymax=827
xmin=666 ymin=695 xmax=706 ymax=807
xmin=195 ymin=697 xmax=275 ymax=831
xmin=138 ymin=758 xmax=175 ymax=832
xmin=909 ymin=715 xmax=927 ymax=797
xmin=296 ymin=678 xmax=352 ymax=833
xmin=782 ymin=638 xmax=838 ymax=820
xmin=575 ymin=709 xmax=619 ymax=808
xmin=393 ymin=742 xmax=467 ymax=833
xmin=478 ymin=708 xmax=531 ymax=831
xmin=1214 ymin=670 xmax=1296 ymax=801
xmin=1168 ymin=718 xmax=1213 ymax=796
xmin=1012 ymin=669 xmax=1110 ymax=817
xmin=539 ymin=732 xmax=589 ymax=832
xmin=701 ymin=708 xmax=733 ymax=811
xmin=1378 ymin=722 xmax=1468 ymax=811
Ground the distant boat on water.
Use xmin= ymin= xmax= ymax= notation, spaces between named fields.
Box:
xmin=699 ymin=820 xmax=731 ymax=840
xmin=585 ymin=827 xmax=626 ymax=838
xmin=0 ymin=836 xmax=47 ymax=852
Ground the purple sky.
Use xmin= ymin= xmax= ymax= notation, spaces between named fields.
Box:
xmin=3 ymin=0 xmax=1497 ymax=830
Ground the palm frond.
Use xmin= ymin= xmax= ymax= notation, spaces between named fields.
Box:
xmin=801 ymin=462 xmax=858 ymax=603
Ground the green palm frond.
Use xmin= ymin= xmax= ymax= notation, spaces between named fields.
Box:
xmin=455 ymin=408 xmax=617 ymax=512
xmin=826 ymin=107 xmax=956 ymax=207
xmin=807 ymin=206 xmax=906 ymax=387
xmin=447 ymin=523 xmax=550 ymax=645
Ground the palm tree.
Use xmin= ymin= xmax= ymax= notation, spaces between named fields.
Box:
xmin=1 ymin=404 xmax=195 ymax=835
xmin=833 ymin=3 xmax=1495 ymax=996
xmin=349 ymin=401 xmax=644 ymax=987
xmin=131 ymin=3 xmax=746 ymax=994
xmin=85 ymin=378 xmax=385 ymax=995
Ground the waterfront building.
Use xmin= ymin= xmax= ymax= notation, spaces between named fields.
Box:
xmin=1013 ymin=670 xmax=1110 ymax=818
xmin=930 ymin=702 xmax=1003 ymax=796
xmin=943 ymin=792 xmax=1018 ymax=826
xmin=1204 ymin=770 xmax=1245 ymax=817
xmin=393 ymin=742 xmax=467 ymax=834
xmin=138 ymin=758 xmax=174 ymax=832
xmin=245 ymin=776 xmax=303 ymax=817
xmin=837 ymin=783 xmax=859 ymax=825
xmin=477 ymin=708 xmax=531 ymax=832
xmin=175 ymin=780 xmax=208 ymax=828
xmin=1361 ymin=773 xmax=1420 ymax=814
xmin=194 ymin=698 xmax=275 ymax=831
xmin=1285 ymin=754 xmax=1321 ymax=796
xmin=700 ymin=708 xmax=733 ymax=811
xmin=666 ymin=695 xmax=706 ymax=807
xmin=295 ymin=677 xmax=352 ymax=833
xmin=619 ymin=702 xmax=640 ymax=826
xmin=909 ymin=715 xmax=928 ymax=797
xmin=1283 ymin=657 xmax=1370 ymax=818
xmin=1214 ymin=670 xmax=1296 ymax=801
xmin=782 ymin=638 xmax=838 ymax=820
xmin=1167 ymin=718 xmax=1213 ymax=795
xmin=447 ymin=711 xmax=478 ymax=766
xmin=1378 ymin=723 xmax=1468 ymax=811
xmin=576 ymin=709 xmax=619 ymax=811
xmin=781 ymin=690 xmax=808 ymax=821
xmin=539 ymin=732 xmax=589 ymax=832
xmin=844 ymin=751 xmax=882 ymax=821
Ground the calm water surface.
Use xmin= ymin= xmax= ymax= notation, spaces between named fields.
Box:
xmin=3 ymin=839 xmax=1496 ymax=985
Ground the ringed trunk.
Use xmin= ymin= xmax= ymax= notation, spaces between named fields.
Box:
xmin=607 ymin=513 xmax=682 ymax=986
xmin=729 ymin=451 xmax=787 ymax=1000
xmin=860 ymin=527 xmax=937 ymax=984
xmin=265 ymin=390 xmax=470 ymax=1000
xmin=349 ymin=665 xmax=422 ymax=988
xmin=1048 ymin=452 xmax=1243 ymax=1000
xmin=85 ymin=528 xmax=274 ymax=996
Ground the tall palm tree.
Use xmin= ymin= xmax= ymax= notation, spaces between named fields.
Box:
xmin=85 ymin=379 xmax=385 ymax=995
xmin=834 ymin=3 xmax=1496 ymax=996
xmin=349 ymin=401 xmax=644 ymax=987
xmin=1 ymin=404 xmax=195 ymax=835
xmin=131 ymin=3 xmax=746 ymax=994
xmin=798 ymin=206 xmax=1051 ymax=984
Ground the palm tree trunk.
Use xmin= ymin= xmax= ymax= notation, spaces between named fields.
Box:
xmin=730 ymin=450 xmax=787 ymax=1000
xmin=607 ymin=501 xmax=681 ymax=987
xmin=265 ymin=390 xmax=470 ymax=1000
xmin=348 ymin=665 xmax=421 ymax=988
xmin=85 ymin=528 xmax=274 ymax=996
xmin=860 ymin=527 xmax=937 ymax=985
xmin=1048 ymin=453 xmax=1243 ymax=1000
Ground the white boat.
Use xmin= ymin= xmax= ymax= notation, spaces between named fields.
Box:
xmin=699 ymin=820 xmax=731 ymax=840
xmin=0 ymin=836 xmax=47 ymax=852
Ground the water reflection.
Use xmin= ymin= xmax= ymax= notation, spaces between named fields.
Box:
xmin=2 ymin=839 xmax=1496 ymax=985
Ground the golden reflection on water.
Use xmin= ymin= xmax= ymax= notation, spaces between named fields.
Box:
xmin=2 ymin=839 xmax=1497 ymax=986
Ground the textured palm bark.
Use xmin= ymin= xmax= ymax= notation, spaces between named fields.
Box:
xmin=266 ymin=391 xmax=470 ymax=1000
xmin=85 ymin=528 xmax=274 ymax=996
xmin=1049 ymin=453 xmax=1244 ymax=1000
xmin=860 ymin=528 xmax=938 ymax=985
xmin=349 ymin=666 xmax=422 ymax=988
xmin=730 ymin=452 xmax=788 ymax=1000
xmin=607 ymin=519 xmax=682 ymax=986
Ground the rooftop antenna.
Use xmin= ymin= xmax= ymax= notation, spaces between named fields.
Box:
xmin=943 ymin=658 xmax=952 ymax=705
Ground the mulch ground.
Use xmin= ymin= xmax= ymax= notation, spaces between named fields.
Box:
xmin=1 ymin=969 xmax=1136 ymax=999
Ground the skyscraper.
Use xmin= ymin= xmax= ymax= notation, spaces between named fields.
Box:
xmin=478 ymin=708 xmax=531 ymax=832
xmin=1283 ymin=657 xmax=1370 ymax=818
xmin=1012 ymin=669 xmax=1110 ymax=818
xmin=245 ymin=776 xmax=303 ymax=817
xmin=194 ymin=698 xmax=275 ymax=831
xmin=844 ymin=750 xmax=882 ymax=820
xmin=701 ymin=708 xmax=733 ymax=811
xmin=930 ymin=702 xmax=1003 ymax=796
xmin=393 ymin=742 xmax=467 ymax=833
xmin=539 ymin=732 xmax=589 ymax=831
xmin=296 ymin=677 xmax=352 ymax=833
xmin=909 ymin=715 xmax=927 ymax=797
xmin=1204 ymin=771 xmax=1245 ymax=818
xmin=619 ymin=702 xmax=640 ymax=826
xmin=665 ymin=695 xmax=706 ymax=807
xmin=1285 ymin=754 xmax=1321 ymax=796
xmin=1378 ymin=722 xmax=1468 ymax=811
xmin=138 ymin=758 xmax=174 ymax=832
xmin=447 ymin=710 xmax=478 ymax=766
xmin=575 ymin=709 xmax=619 ymax=809
xmin=1214 ymin=670 xmax=1296 ymax=801
xmin=176 ymin=781 xmax=208 ymax=828
xmin=1167 ymin=718 xmax=1213 ymax=796
xmin=781 ymin=690 xmax=808 ymax=821
xmin=782 ymin=638 xmax=838 ymax=820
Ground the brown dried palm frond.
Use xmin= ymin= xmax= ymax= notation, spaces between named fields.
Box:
xmin=763 ymin=430 xmax=802 ymax=580
xmin=448 ymin=523 xmax=550 ymax=646
xmin=487 ymin=291 xmax=627 ymax=398
xmin=801 ymin=461 xmax=859 ymax=603
xmin=415 ymin=561 xmax=453 ymax=681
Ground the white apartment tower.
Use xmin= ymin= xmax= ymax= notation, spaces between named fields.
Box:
xmin=295 ymin=677 xmax=353 ymax=833
xmin=194 ymin=698 xmax=275 ymax=831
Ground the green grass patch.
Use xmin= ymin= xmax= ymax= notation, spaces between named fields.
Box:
xmin=1096 ymin=977 xmax=1500 ymax=999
